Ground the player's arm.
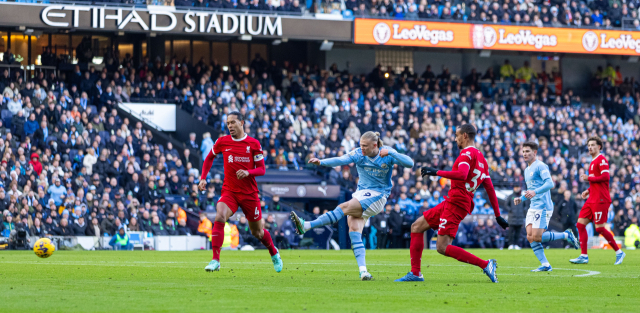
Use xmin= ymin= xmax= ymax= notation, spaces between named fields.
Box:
xmin=482 ymin=178 xmax=509 ymax=229
xmin=238 ymin=145 xmax=267 ymax=179
xmin=523 ymin=167 xmax=553 ymax=199
xmin=587 ymin=169 xmax=610 ymax=183
xmin=386 ymin=148 xmax=414 ymax=168
xmin=247 ymin=153 xmax=266 ymax=177
xmin=199 ymin=149 xmax=216 ymax=180
xmin=312 ymin=152 xmax=356 ymax=167
xmin=534 ymin=177 xmax=555 ymax=195
xmin=422 ymin=162 xmax=470 ymax=181
xmin=199 ymin=139 xmax=220 ymax=190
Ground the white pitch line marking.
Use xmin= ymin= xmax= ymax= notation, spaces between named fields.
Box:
xmin=0 ymin=261 xmax=601 ymax=276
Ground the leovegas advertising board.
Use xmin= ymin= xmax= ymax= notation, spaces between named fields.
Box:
xmin=354 ymin=18 xmax=640 ymax=56
xmin=354 ymin=19 xmax=476 ymax=49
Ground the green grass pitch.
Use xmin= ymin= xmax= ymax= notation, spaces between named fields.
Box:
xmin=1 ymin=249 xmax=638 ymax=312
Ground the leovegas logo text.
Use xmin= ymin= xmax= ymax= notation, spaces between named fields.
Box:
xmin=583 ymin=31 xmax=640 ymax=53
xmin=390 ymin=24 xmax=454 ymax=44
xmin=356 ymin=19 xmax=465 ymax=47
xmin=482 ymin=27 xmax=557 ymax=49
xmin=371 ymin=22 xmax=454 ymax=45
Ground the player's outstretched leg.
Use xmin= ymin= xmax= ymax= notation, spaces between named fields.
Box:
xmin=206 ymin=221 xmax=225 ymax=272
xmin=529 ymin=242 xmax=552 ymax=272
xmin=564 ymin=229 xmax=580 ymax=250
xmin=570 ymin=222 xmax=590 ymax=264
xmin=349 ymin=231 xmax=371 ymax=280
xmin=528 ymin=226 xmax=552 ymax=272
xmin=395 ymin=233 xmax=426 ymax=282
xmin=206 ymin=203 xmax=235 ymax=272
xmin=442 ymin=244 xmax=497 ymax=282
xmin=594 ymin=226 xmax=625 ymax=265
xmin=290 ymin=205 xmax=345 ymax=235
xmin=250 ymin=221 xmax=282 ymax=272
xmin=396 ymin=217 xmax=428 ymax=282
xmin=541 ymin=231 xmax=568 ymax=243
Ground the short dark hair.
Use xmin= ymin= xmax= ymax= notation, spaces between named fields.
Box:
xmin=588 ymin=136 xmax=603 ymax=150
xmin=522 ymin=141 xmax=539 ymax=151
xmin=228 ymin=111 xmax=244 ymax=122
xmin=458 ymin=124 xmax=476 ymax=139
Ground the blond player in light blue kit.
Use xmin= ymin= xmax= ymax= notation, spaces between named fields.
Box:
xmin=290 ymin=131 xmax=414 ymax=280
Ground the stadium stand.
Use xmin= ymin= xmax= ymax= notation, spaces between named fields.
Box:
xmin=24 ymin=0 xmax=640 ymax=30
xmin=0 ymin=0 xmax=639 ymax=251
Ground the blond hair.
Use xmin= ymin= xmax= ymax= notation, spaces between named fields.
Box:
xmin=361 ymin=131 xmax=383 ymax=148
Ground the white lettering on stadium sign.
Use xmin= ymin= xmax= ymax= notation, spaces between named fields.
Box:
xmin=40 ymin=5 xmax=282 ymax=35
xmin=582 ymin=31 xmax=640 ymax=53
xmin=269 ymin=187 xmax=290 ymax=195
xmin=599 ymin=33 xmax=640 ymax=53
xmin=482 ymin=27 xmax=557 ymax=49
xmin=391 ymin=24 xmax=454 ymax=44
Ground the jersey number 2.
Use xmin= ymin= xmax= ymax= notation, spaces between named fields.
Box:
xmin=465 ymin=169 xmax=488 ymax=192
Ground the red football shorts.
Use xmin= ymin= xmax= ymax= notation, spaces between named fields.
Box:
xmin=218 ymin=190 xmax=262 ymax=222
xmin=423 ymin=200 xmax=468 ymax=238
xmin=579 ymin=202 xmax=610 ymax=224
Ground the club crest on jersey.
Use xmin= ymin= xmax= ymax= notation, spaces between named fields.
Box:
xmin=246 ymin=146 xmax=250 ymax=153
xmin=228 ymin=155 xmax=233 ymax=163
xmin=381 ymin=164 xmax=387 ymax=168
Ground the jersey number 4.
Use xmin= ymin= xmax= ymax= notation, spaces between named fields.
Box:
xmin=465 ymin=169 xmax=488 ymax=193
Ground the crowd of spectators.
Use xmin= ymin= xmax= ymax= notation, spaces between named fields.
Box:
xmin=7 ymin=0 xmax=640 ymax=30
xmin=2 ymin=42 xmax=640 ymax=249
xmin=337 ymin=0 xmax=640 ymax=29
xmin=173 ymin=0 xmax=305 ymax=13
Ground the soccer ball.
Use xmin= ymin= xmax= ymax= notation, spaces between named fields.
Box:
xmin=33 ymin=238 xmax=55 ymax=258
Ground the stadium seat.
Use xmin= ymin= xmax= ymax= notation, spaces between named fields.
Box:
xmin=45 ymin=136 xmax=57 ymax=145
xmin=128 ymin=232 xmax=145 ymax=250
xmin=1 ymin=109 xmax=12 ymax=120
xmin=98 ymin=131 xmax=110 ymax=145
xmin=69 ymin=149 xmax=78 ymax=161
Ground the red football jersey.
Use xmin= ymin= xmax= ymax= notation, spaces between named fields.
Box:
xmin=212 ymin=134 xmax=264 ymax=194
xmin=587 ymin=154 xmax=611 ymax=204
xmin=447 ymin=146 xmax=490 ymax=213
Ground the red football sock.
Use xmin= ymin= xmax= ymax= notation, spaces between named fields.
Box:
xmin=596 ymin=227 xmax=620 ymax=251
xmin=577 ymin=223 xmax=588 ymax=255
xmin=211 ymin=221 xmax=225 ymax=261
xmin=410 ymin=233 xmax=424 ymax=276
xmin=445 ymin=245 xmax=489 ymax=269
xmin=260 ymin=229 xmax=278 ymax=256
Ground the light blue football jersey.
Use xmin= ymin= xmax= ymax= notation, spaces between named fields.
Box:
xmin=320 ymin=146 xmax=413 ymax=198
xmin=523 ymin=160 xmax=554 ymax=212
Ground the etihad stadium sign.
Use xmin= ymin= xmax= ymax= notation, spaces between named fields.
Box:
xmin=0 ymin=2 xmax=352 ymax=41
xmin=40 ymin=5 xmax=282 ymax=35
